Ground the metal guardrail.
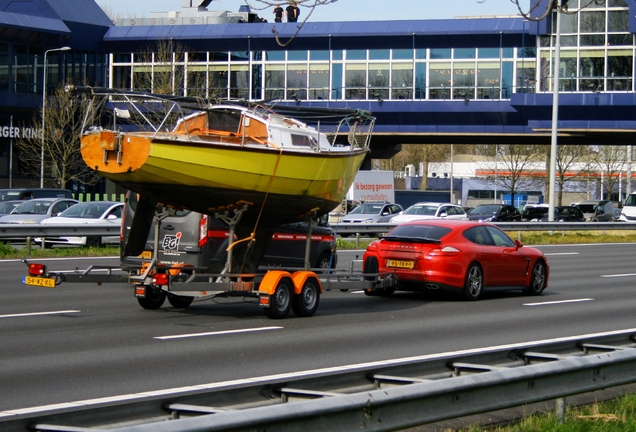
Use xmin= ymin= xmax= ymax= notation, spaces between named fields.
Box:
xmin=331 ymin=221 xmax=636 ymax=235
xmin=0 ymin=224 xmax=120 ymax=238
xmin=3 ymin=329 xmax=636 ymax=431
xmin=0 ymin=222 xmax=629 ymax=240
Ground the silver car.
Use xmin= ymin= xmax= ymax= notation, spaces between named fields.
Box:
xmin=340 ymin=202 xmax=403 ymax=224
xmin=0 ymin=198 xmax=78 ymax=224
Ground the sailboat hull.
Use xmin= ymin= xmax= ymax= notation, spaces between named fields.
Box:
xmin=82 ymin=131 xmax=367 ymax=225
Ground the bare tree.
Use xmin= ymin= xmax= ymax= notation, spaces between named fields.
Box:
xmin=14 ymin=86 xmax=102 ymax=189
xmin=389 ymin=144 xmax=449 ymax=190
xmin=590 ymin=145 xmax=629 ymax=200
xmin=554 ymin=144 xmax=593 ymax=205
xmin=478 ymin=144 xmax=544 ymax=204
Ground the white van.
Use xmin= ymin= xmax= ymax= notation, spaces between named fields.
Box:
xmin=619 ymin=193 xmax=636 ymax=222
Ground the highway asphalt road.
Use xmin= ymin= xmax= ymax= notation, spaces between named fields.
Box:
xmin=1 ymin=242 xmax=636 ymax=415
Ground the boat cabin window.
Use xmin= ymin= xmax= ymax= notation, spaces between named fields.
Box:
xmin=291 ymin=134 xmax=317 ymax=147
xmin=207 ymin=110 xmax=241 ymax=133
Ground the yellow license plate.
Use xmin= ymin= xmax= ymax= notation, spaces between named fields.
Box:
xmin=388 ymin=260 xmax=414 ymax=269
xmin=139 ymin=251 xmax=152 ymax=259
xmin=23 ymin=276 xmax=56 ymax=288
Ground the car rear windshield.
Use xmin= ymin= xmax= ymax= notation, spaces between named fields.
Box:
xmin=404 ymin=205 xmax=438 ymax=216
xmin=469 ymin=205 xmax=499 ymax=215
xmin=384 ymin=224 xmax=451 ymax=242
xmin=349 ymin=203 xmax=384 ymax=215
xmin=576 ymin=204 xmax=596 ymax=213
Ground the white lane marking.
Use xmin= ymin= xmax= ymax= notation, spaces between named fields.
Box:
xmin=523 ymin=298 xmax=594 ymax=306
xmin=601 ymin=273 xmax=636 ymax=278
xmin=0 ymin=310 xmax=80 ymax=319
xmin=155 ymin=326 xmax=284 ymax=340
xmin=5 ymin=327 xmax=636 ymax=418
xmin=543 ymin=252 xmax=579 ymax=256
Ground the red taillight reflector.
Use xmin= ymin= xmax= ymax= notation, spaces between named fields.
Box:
xmin=28 ymin=263 xmax=46 ymax=276
xmin=199 ymin=214 xmax=209 ymax=247
xmin=135 ymin=285 xmax=146 ymax=296
xmin=153 ymin=273 xmax=169 ymax=285
xmin=259 ymin=295 xmax=270 ymax=306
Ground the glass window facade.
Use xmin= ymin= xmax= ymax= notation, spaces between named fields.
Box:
xmin=538 ymin=2 xmax=633 ymax=92
xmin=105 ymin=1 xmax=634 ymax=101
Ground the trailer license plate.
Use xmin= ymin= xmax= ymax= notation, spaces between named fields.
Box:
xmin=23 ymin=276 xmax=56 ymax=288
xmin=139 ymin=251 xmax=152 ymax=259
xmin=388 ymin=260 xmax=414 ymax=269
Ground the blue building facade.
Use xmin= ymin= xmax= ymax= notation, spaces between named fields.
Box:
xmin=0 ymin=0 xmax=635 ymax=187
xmin=0 ymin=0 xmax=111 ymax=190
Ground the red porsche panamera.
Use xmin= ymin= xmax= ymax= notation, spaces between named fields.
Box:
xmin=362 ymin=220 xmax=548 ymax=300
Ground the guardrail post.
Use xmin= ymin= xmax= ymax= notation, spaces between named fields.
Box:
xmin=25 ymin=237 xmax=31 ymax=257
xmin=555 ymin=397 xmax=566 ymax=424
xmin=355 ymin=232 xmax=360 ymax=248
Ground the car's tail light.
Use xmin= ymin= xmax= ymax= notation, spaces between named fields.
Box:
xmin=427 ymin=246 xmax=461 ymax=257
xmin=28 ymin=263 xmax=46 ymax=276
xmin=198 ymin=214 xmax=209 ymax=247
xmin=152 ymin=273 xmax=169 ymax=286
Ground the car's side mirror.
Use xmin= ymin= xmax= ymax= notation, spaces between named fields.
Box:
xmin=107 ymin=214 xmax=118 ymax=220
xmin=440 ymin=213 xmax=447 ymax=217
xmin=514 ymin=239 xmax=523 ymax=249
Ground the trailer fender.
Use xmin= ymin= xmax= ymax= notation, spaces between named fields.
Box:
xmin=291 ymin=271 xmax=323 ymax=295
xmin=258 ymin=270 xmax=293 ymax=296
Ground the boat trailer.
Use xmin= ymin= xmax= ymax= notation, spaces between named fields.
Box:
xmin=21 ymin=207 xmax=398 ymax=319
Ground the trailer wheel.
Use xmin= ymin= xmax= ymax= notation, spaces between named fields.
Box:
xmin=264 ymin=279 xmax=292 ymax=319
xmin=167 ymin=294 xmax=194 ymax=308
xmin=137 ymin=286 xmax=166 ymax=309
xmin=292 ymin=278 xmax=320 ymax=317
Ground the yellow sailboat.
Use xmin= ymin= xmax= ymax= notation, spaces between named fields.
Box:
xmin=72 ymin=86 xmax=374 ymax=227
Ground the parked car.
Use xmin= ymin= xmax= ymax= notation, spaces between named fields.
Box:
xmin=121 ymin=192 xmax=337 ymax=272
xmin=466 ymin=204 xmax=522 ymax=222
xmin=0 ymin=188 xmax=73 ymax=201
xmin=390 ymin=202 xmax=468 ymax=223
xmin=340 ymin=202 xmax=403 ymax=224
xmin=0 ymin=198 xmax=78 ymax=224
xmin=521 ymin=205 xmax=585 ymax=222
xmin=35 ymin=201 xmax=124 ymax=247
xmin=363 ymin=220 xmax=548 ymax=300
xmin=0 ymin=200 xmax=22 ymax=215
xmin=619 ymin=193 xmax=636 ymax=222
xmin=571 ymin=200 xmax=615 ymax=222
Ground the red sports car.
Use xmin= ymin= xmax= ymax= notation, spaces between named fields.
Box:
xmin=363 ymin=220 xmax=548 ymax=300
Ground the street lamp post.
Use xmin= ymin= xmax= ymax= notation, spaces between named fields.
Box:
xmin=548 ymin=2 xmax=563 ymax=221
xmin=41 ymin=46 xmax=71 ymax=188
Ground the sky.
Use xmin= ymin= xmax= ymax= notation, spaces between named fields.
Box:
xmin=97 ymin=0 xmax=523 ymax=22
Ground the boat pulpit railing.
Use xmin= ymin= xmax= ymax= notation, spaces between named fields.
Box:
xmin=328 ymin=111 xmax=376 ymax=151
xmin=68 ymin=85 xmax=202 ymax=140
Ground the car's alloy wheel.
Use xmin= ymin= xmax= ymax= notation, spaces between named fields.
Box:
xmin=524 ymin=261 xmax=546 ymax=296
xmin=464 ymin=263 xmax=483 ymax=301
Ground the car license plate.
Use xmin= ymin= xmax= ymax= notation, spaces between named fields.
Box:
xmin=22 ymin=276 xmax=56 ymax=288
xmin=139 ymin=251 xmax=152 ymax=259
xmin=388 ymin=260 xmax=414 ymax=269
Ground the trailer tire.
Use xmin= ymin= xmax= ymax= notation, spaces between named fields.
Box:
xmin=264 ymin=279 xmax=292 ymax=319
xmin=292 ymin=278 xmax=320 ymax=317
xmin=167 ymin=294 xmax=194 ymax=308
xmin=137 ymin=286 xmax=166 ymax=309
